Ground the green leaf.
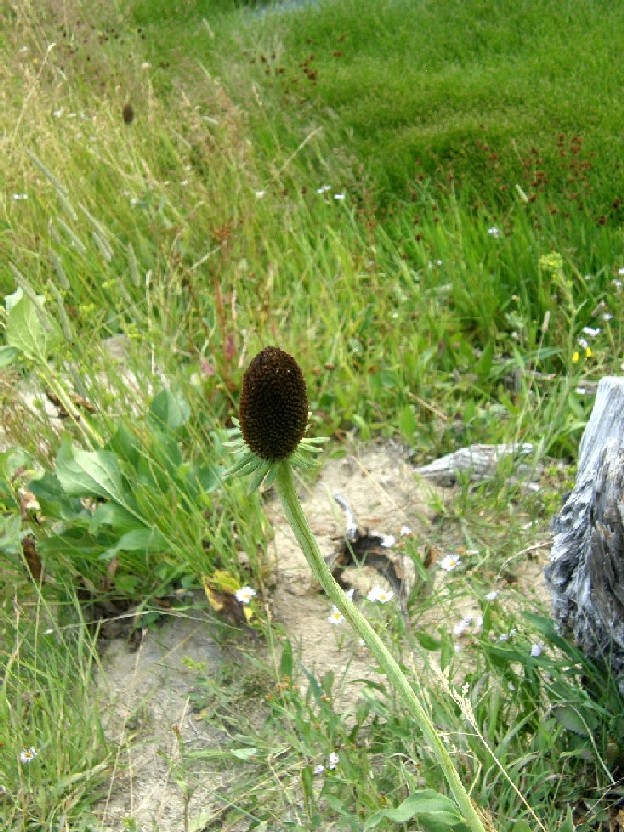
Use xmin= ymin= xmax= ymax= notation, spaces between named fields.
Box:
xmin=108 ymin=423 xmax=143 ymax=469
xmin=280 ymin=639 xmax=293 ymax=680
xmin=90 ymin=503 xmax=141 ymax=535
xmin=5 ymin=291 xmax=60 ymax=360
xmin=56 ymin=441 xmax=127 ymax=503
xmin=0 ymin=513 xmax=23 ymax=553
xmin=115 ymin=527 xmax=167 ymax=553
xmin=364 ymin=791 xmax=469 ymax=831
xmin=0 ymin=345 xmax=18 ymax=367
xmin=560 ymin=806 xmax=575 ymax=832
xmin=398 ymin=404 xmax=416 ymax=439
xmin=29 ymin=471 xmax=80 ymax=519
xmin=415 ymin=631 xmax=441 ymax=651
xmin=230 ymin=747 xmax=257 ymax=760
xmin=148 ymin=389 xmax=190 ymax=431
xmin=551 ymin=705 xmax=591 ymax=737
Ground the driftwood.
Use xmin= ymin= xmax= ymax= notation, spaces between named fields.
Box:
xmin=414 ymin=442 xmax=536 ymax=487
xmin=545 ymin=376 xmax=624 ymax=688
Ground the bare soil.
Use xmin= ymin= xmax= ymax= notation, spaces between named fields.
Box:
xmin=93 ymin=441 xmax=551 ymax=831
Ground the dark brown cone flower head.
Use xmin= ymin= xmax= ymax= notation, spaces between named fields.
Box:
xmin=239 ymin=346 xmax=308 ymax=461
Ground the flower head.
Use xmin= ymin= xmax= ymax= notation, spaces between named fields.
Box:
xmin=226 ymin=346 xmax=327 ymax=491
xmin=367 ymin=585 xmax=394 ymax=604
xmin=235 ymin=586 xmax=256 ymax=604
xmin=239 ymin=346 xmax=308 ymax=461
xmin=439 ymin=554 xmax=462 ymax=572
xmin=20 ymin=747 xmax=38 ymax=764
xmin=328 ymin=607 xmax=345 ymax=625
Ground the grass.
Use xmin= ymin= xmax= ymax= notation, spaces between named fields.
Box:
xmin=2 ymin=0 xmax=624 ymax=828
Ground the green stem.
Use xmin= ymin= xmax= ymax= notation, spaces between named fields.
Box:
xmin=275 ymin=459 xmax=489 ymax=832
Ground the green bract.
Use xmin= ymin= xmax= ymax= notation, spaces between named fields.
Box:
xmin=225 ymin=418 xmax=327 ymax=492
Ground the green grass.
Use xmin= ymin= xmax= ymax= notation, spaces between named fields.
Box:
xmin=2 ymin=0 xmax=624 ymax=828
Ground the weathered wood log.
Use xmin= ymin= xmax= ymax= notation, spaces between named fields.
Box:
xmin=414 ymin=442 xmax=536 ymax=487
xmin=545 ymin=376 xmax=624 ymax=688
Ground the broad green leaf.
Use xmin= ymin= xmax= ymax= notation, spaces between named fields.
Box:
xmin=29 ymin=470 xmax=80 ymax=519
xmin=0 ymin=514 xmax=23 ymax=553
xmin=115 ymin=527 xmax=167 ymax=553
xmin=551 ymin=705 xmax=591 ymax=737
xmin=108 ymin=422 xmax=143 ymax=469
xmin=148 ymin=389 xmax=190 ymax=431
xmin=56 ymin=441 xmax=127 ymax=503
xmin=364 ymin=791 xmax=469 ymax=832
xmin=5 ymin=292 xmax=60 ymax=360
xmin=90 ymin=503 xmax=142 ymax=535
xmin=0 ymin=345 xmax=18 ymax=367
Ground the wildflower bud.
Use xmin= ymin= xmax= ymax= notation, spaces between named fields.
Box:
xmin=239 ymin=346 xmax=308 ymax=460
xmin=122 ymin=103 xmax=134 ymax=124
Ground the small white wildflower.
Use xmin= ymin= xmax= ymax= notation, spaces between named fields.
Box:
xmin=314 ymin=763 xmax=325 ymax=775
xmin=255 ymin=190 xmax=266 ymax=199
xmin=400 ymin=525 xmax=412 ymax=536
xmin=358 ymin=638 xmax=365 ymax=647
xmin=130 ymin=197 xmax=140 ymax=206
xmin=345 ymin=587 xmax=355 ymax=600
xmin=181 ymin=179 xmax=189 ymax=187
xmin=328 ymin=607 xmax=344 ymax=625
xmin=614 ymin=279 xmax=623 ymax=290
xmin=316 ymin=185 xmax=331 ymax=194
xmin=20 ymin=747 xmax=38 ymax=764
xmin=603 ymin=312 xmax=613 ymax=321
xmin=367 ymin=586 xmax=394 ymax=604
xmin=582 ymin=326 xmax=600 ymax=337
xmin=461 ymin=682 xmax=470 ymax=696
xmin=576 ymin=386 xmax=587 ymax=395
xmin=334 ymin=193 xmax=346 ymax=200
xmin=439 ymin=554 xmax=461 ymax=572
xmin=530 ymin=642 xmax=544 ymax=658
xmin=584 ymin=273 xmax=593 ymax=280
xmin=485 ymin=590 xmax=499 ymax=601
xmin=475 ymin=615 xmax=483 ymax=632
xmin=453 ymin=616 xmax=472 ymax=637
xmin=329 ymin=752 xmax=340 ymax=769
xmin=498 ymin=632 xmax=509 ymax=642
xmin=454 ymin=643 xmax=462 ymax=653
xmin=578 ymin=337 xmax=588 ymax=349
xmin=510 ymin=628 xmax=517 ymax=637
xmin=12 ymin=193 xmax=28 ymax=200
xmin=487 ymin=226 xmax=501 ymax=238
xmin=235 ymin=586 xmax=256 ymax=604
xmin=618 ymin=267 xmax=624 ymax=276
xmin=141 ymin=62 xmax=151 ymax=70
xmin=380 ymin=534 xmax=395 ymax=548
xmin=53 ymin=107 xmax=64 ymax=118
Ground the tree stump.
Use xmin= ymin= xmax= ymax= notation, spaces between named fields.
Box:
xmin=545 ymin=376 xmax=624 ymax=688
